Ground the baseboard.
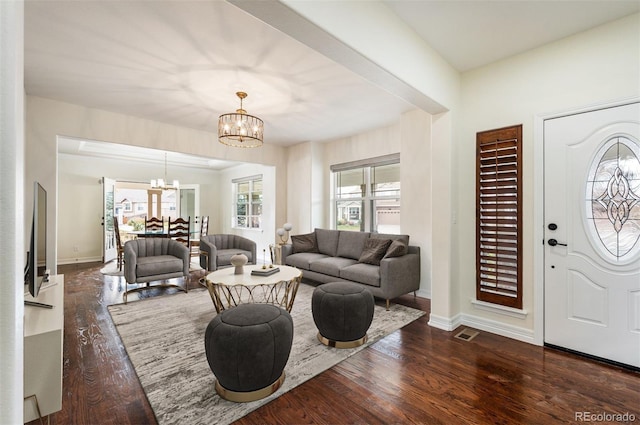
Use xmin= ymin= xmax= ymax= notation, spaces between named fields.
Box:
xmin=460 ymin=313 xmax=535 ymax=344
xmin=58 ymin=256 xmax=102 ymax=265
xmin=428 ymin=312 xmax=536 ymax=344
xmin=415 ymin=288 xmax=431 ymax=299
xmin=428 ymin=313 xmax=463 ymax=331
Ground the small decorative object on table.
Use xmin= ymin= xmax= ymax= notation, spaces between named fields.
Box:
xmin=230 ymin=253 xmax=248 ymax=275
xmin=276 ymin=223 xmax=293 ymax=245
xmin=262 ymin=249 xmax=267 ymax=269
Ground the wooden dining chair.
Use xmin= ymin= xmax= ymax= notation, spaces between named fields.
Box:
xmin=145 ymin=216 xmax=164 ymax=233
xmin=190 ymin=216 xmax=209 ymax=263
xmin=113 ymin=217 xmax=125 ymax=271
xmin=168 ymin=216 xmax=190 ymax=248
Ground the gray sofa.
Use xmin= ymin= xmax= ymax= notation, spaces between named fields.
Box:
xmin=199 ymin=234 xmax=257 ymax=271
xmin=281 ymin=228 xmax=420 ymax=309
xmin=123 ymin=238 xmax=190 ymax=303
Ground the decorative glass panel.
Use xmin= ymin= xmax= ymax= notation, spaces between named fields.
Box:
xmin=586 ymin=136 xmax=640 ymax=262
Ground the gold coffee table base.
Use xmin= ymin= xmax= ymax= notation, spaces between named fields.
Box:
xmin=317 ymin=332 xmax=368 ymax=349
xmin=205 ymin=265 xmax=302 ymax=313
xmin=215 ymin=372 xmax=285 ymax=403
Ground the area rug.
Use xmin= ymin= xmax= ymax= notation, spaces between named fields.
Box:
xmin=99 ymin=261 xmax=124 ymax=276
xmin=108 ymin=283 xmax=425 ymax=425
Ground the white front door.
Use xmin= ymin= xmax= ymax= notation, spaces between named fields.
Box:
xmin=544 ymin=101 xmax=640 ymax=368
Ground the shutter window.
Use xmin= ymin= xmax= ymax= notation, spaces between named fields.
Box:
xmin=476 ymin=125 xmax=523 ymax=309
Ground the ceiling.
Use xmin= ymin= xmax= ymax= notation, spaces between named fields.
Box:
xmin=25 ymin=0 xmax=639 ymax=167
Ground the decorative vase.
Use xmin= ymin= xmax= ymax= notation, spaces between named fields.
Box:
xmin=230 ymin=253 xmax=248 ymax=275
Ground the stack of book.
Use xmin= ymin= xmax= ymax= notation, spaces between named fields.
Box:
xmin=251 ymin=267 xmax=280 ymax=277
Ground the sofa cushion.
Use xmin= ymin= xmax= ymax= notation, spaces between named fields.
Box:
xmin=315 ymin=228 xmax=340 ymax=257
xmin=359 ymin=238 xmax=392 ymax=265
xmin=337 ymin=231 xmax=370 ymax=260
xmin=383 ymin=239 xmax=409 ymax=259
xmin=291 ymin=232 xmax=319 ymax=253
xmin=136 ymin=255 xmax=183 ymax=277
xmin=340 ymin=263 xmax=381 ymax=287
xmin=370 ymin=233 xmax=410 ymax=246
xmin=285 ymin=252 xmax=329 ymax=270
xmin=310 ymin=257 xmax=358 ymax=278
xmin=217 ymin=249 xmax=253 ymax=266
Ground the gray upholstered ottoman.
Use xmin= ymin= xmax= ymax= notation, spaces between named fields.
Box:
xmin=312 ymin=282 xmax=374 ymax=348
xmin=204 ymin=303 xmax=293 ymax=402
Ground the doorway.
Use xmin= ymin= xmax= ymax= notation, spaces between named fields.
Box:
xmin=543 ymin=101 xmax=640 ymax=368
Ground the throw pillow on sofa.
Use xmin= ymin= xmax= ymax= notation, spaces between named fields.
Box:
xmin=383 ymin=239 xmax=409 ymax=258
xmin=358 ymin=238 xmax=392 ymax=265
xmin=291 ymin=232 xmax=319 ymax=253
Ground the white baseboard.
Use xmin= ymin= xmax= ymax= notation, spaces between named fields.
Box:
xmin=460 ymin=313 xmax=536 ymax=344
xmin=58 ymin=256 xmax=102 ymax=265
xmin=428 ymin=313 xmax=462 ymax=331
xmin=416 ymin=288 xmax=431 ymax=299
xmin=428 ymin=312 xmax=536 ymax=344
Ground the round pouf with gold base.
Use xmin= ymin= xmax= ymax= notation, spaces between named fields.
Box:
xmin=204 ymin=303 xmax=293 ymax=402
xmin=312 ymin=282 xmax=374 ymax=349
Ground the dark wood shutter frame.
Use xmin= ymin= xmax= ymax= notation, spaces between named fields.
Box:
xmin=476 ymin=125 xmax=523 ymax=309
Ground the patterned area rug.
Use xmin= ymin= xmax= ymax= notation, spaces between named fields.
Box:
xmin=108 ymin=283 xmax=425 ymax=425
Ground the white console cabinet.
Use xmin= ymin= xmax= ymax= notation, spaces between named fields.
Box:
xmin=23 ymin=274 xmax=64 ymax=423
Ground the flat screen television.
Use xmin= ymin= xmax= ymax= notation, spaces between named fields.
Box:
xmin=24 ymin=181 xmax=49 ymax=300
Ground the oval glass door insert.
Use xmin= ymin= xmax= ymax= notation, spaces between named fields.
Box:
xmin=585 ymin=135 xmax=640 ymax=262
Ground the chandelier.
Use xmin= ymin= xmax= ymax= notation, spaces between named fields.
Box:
xmin=150 ymin=153 xmax=179 ymax=190
xmin=218 ymin=91 xmax=264 ymax=148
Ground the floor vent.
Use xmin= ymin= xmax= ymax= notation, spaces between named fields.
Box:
xmin=454 ymin=328 xmax=479 ymax=342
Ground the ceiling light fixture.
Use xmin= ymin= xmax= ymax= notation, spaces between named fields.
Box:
xmin=218 ymin=91 xmax=264 ymax=148
xmin=150 ymin=153 xmax=179 ymax=190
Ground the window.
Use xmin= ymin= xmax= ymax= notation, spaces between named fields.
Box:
xmin=476 ymin=125 xmax=523 ymax=309
xmin=233 ymin=175 xmax=262 ymax=229
xmin=331 ymin=154 xmax=400 ymax=233
xmin=585 ymin=135 xmax=640 ymax=263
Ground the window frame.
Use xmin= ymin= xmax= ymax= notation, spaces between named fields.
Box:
xmin=331 ymin=154 xmax=400 ymax=233
xmin=232 ymin=175 xmax=263 ymax=230
xmin=476 ymin=125 xmax=523 ymax=309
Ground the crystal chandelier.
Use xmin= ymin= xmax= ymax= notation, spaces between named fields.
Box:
xmin=218 ymin=91 xmax=264 ymax=148
xmin=150 ymin=153 xmax=179 ymax=190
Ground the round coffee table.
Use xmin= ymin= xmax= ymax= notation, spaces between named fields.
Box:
xmin=204 ymin=264 xmax=303 ymax=313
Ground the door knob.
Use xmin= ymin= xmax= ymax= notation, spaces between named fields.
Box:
xmin=548 ymin=223 xmax=557 ymax=231
xmin=547 ymin=239 xmax=567 ymax=247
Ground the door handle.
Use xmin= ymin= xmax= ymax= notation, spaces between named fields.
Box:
xmin=547 ymin=239 xmax=567 ymax=247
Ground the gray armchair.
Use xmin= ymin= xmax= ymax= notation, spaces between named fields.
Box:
xmin=123 ymin=238 xmax=190 ymax=303
xmin=199 ymin=234 xmax=257 ymax=271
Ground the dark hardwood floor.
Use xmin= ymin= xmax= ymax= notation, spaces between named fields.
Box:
xmin=34 ymin=261 xmax=639 ymax=425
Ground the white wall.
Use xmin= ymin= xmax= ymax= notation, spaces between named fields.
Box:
xmin=218 ymin=163 xmax=277 ymax=263
xmin=454 ymin=13 xmax=640 ymax=341
xmin=0 ymin=2 xmax=24 ymax=422
xmin=26 ymin=96 xmax=289 ymax=272
xmin=286 ymin=142 xmax=313 ymax=233
xmin=57 ymin=153 xmax=222 ymax=264
xmin=315 ymin=114 xmax=435 ymax=296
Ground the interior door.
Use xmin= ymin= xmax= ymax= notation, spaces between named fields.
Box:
xmin=544 ymin=102 xmax=640 ymax=368
xmin=103 ymin=177 xmax=117 ymax=263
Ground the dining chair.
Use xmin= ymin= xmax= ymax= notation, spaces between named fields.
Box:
xmin=145 ymin=216 xmax=164 ymax=233
xmin=190 ymin=216 xmax=209 ymax=258
xmin=113 ymin=217 xmax=125 ymax=271
xmin=168 ymin=216 xmax=190 ymax=248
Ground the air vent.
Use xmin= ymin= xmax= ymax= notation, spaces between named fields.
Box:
xmin=454 ymin=328 xmax=479 ymax=342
